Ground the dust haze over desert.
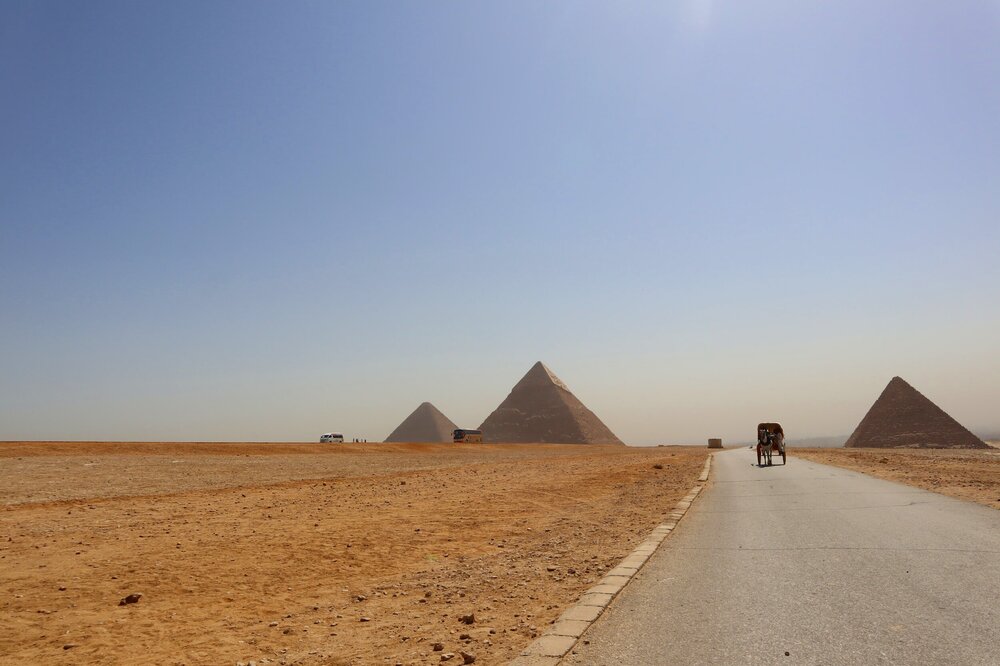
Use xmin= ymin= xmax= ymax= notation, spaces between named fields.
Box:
xmin=2 ymin=2 xmax=1000 ymax=665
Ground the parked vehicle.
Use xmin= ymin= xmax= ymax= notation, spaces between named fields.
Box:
xmin=453 ymin=429 xmax=483 ymax=443
xmin=320 ymin=433 xmax=344 ymax=443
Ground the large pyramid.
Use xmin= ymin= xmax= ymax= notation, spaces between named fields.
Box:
xmin=845 ymin=377 xmax=987 ymax=449
xmin=479 ymin=362 xmax=624 ymax=445
xmin=384 ymin=402 xmax=458 ymax=443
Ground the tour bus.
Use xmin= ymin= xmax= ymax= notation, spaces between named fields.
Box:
xmin=320 ymin=433 xmax=344 ymax=443
xmin=453 ymin=429 xmax=483 ymax=444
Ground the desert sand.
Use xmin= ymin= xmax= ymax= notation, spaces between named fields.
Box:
xmin=793 ymin=447 xmax=1000 ymax=509
xmin=0 ymin=442 xmax=706 ymax=665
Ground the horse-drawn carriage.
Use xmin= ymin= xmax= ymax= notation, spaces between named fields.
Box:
xmin=756 ymin=422 xmax=786 ymax=466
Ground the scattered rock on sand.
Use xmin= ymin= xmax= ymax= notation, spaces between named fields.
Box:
xmin=4 ymin=440 xmax=710 ymax=665
xmin=432 ymin=642 xmax=444 ymax=651
xmin=460 ymin=651 xmax=476 ymax=664
xmin=440 ymin=653 xmax=455 ymax=662
xmin=118 ymin=593 xmax=142 ymax=606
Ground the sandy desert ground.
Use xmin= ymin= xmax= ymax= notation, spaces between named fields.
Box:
xmin=0 ymin=442 xmax=707 ymax=665
xmin=792 ymin=446 xmax=1000 ymax=509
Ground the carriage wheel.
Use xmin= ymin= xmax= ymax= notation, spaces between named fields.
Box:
xmin=781 ymin=449 xmax=786 ymax=465
xmin=756 ymin=448 xmax=762 ymax=466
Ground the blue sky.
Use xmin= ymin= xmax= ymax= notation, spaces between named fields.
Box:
xmin=2 ymin=1 xmax=998 ymax=444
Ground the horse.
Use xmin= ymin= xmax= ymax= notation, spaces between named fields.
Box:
xmin=757 ymin=429 xmax=773 ymax=466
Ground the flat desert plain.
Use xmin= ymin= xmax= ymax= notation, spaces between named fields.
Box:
xmin=792 ymin=446 xmax=1000 ymax=509
xmin=0 ymin=442 xmax=707 ymax=665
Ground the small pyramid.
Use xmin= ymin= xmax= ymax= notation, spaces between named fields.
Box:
xmin=845 ymin=377 xmax=987 ymax=449
xmin=479 ymin=362 xmax=623 ymax=445
xmin=384 ymin=402 xmax=459 ymax=443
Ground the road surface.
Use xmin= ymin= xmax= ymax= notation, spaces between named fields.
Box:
xmin=567 ymin=448 xmax=1000 ymax=665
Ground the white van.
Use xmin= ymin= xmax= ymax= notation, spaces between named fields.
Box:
xmin=320 ymin=433 xmax=344 ymax=443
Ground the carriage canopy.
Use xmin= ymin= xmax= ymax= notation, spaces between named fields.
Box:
xmin=757 ymin=422 xmax=784 ymax=436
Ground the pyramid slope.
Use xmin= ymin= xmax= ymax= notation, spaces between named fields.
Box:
xmin=384 ymin=402 xmax=458 ymax=443
xmin=479 ymin=362 xmax=624 ymax=445
xmin=845 ymin=377 xmax=987 ymax=449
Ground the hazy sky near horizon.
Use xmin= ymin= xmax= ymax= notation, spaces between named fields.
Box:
xmin=2 ymin=1 xmax=998 ymax=445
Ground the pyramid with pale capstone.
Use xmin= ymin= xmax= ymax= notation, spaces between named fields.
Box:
xmin=384 ymin=402 xmax=459 ymax=443
xmin=479 ymin=362 xmax=623 ymax=444
xmin=845 ymin=376 xmax=987 ymax=449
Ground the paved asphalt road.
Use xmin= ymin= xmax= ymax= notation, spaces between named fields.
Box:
xmin=568 ymin=448 xmax=1000 ymax=665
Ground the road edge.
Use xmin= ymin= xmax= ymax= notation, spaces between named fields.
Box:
xmin=509 ymin=452 xmax=714 ymax=665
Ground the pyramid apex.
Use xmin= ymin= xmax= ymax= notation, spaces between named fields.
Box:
xmin=884 ymin=377 xmax=919 ymax=395
xmin=526 ymin=361 xmax=551 ymax=376
xmin=516 ymin=361 xmax=568 ymax=391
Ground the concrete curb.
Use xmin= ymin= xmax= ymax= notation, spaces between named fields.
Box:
xmin=509 ymin=453 xmax=714 ymax=665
